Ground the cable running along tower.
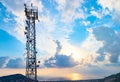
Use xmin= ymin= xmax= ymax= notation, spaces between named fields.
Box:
xmin=24 ymin=4 xmax=38 ymax=82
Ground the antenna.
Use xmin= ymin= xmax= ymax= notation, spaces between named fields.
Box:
xmin=24 ymin=3 xmax=39 ymax=82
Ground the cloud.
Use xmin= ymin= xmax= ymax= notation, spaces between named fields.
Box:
xmin=0 ymin=57 xmax=25 ymax=68
xmin=90 ymin=10 xmax=102 ymax=19
xmin=82 ymin=21 xmax=90 ymax=26
xmin=75 ymin=63 xmax=120 ymax=79
xmin=55 ymin=40 xmax=62 ymax=54
xmin=0 ymin=0 xmax=72 ymax=55
xmin=0 ymin=57 xmax=9 ymax=68
xmin=55 ymin=0 xmax=85 ymax=23
xmin=6 ymin=58 xmax=25 ymax=68
xmin=98 ymin=0 xmax=120 ymax=26
xmin=44 ymin=40 xmax=78 ymax=68
xmin=0 ymin=0 xmax=86 ymax=58
xmin=98 ymin=0 xmax=120 ymax=13
xmin=80 ymin=28 xmax=103 ymax=62
xmin=44 ymin=54 xmax=78 ymax=68
xmin=0 ymin=0 xmax=25 ymax=43
xmin=0 ymin=0 xmax=43 ymax=43
xmin=0 ymin=0 xmax=43 ymax=16
xmin=92 ymin=27 xmax=120 ymax=63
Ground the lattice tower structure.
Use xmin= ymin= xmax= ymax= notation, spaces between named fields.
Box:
xmin=24 ymin=3 xmax=38 ymax=82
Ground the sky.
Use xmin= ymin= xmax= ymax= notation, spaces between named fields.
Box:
xmin=0 ymin=0 xmax=120 ymax=81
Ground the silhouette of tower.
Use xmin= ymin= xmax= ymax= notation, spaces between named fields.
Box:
xmin=24 ymin=3 xmax=38 ymax=82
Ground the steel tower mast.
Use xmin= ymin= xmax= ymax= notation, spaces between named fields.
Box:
xmin=24 ymin=3 xmax=38 ymax=82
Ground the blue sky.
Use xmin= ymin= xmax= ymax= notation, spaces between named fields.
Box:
xmin=0 ymin=0 xmax=120 ymax=81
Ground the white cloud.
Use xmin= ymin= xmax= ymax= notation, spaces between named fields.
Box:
xmin=0 ymin=57 xmax=9 ymax=68
xmin=92 ymin=26 xmax=120 ymax=63
xmin=36 ymin=30 xmax=57 ymax=57
xmin=0 ymin=0 xmax=43 ymax=43
xmin=14 ymin=24 xmax=25 ymax=43
xmin=75 ymin=63 xmax=120 ymax=79
xmin=0 ymin=0 xmax=60 ymax=59
xmin=0 ymin=0 xmax=86 ymax=60
xmin=3 ymin=18 xmax=12 ymax=23
xmin=82 ymin=21 xmax=90 ymax=26
xmin=6 ymin=58 xmax=25 ymax=68
xmin=0 ymin=57 xmax=25 ymax=68
xmin=55 ymin=0 xmax=85 ymax=23
xmin=79 ymin=28 xmax=104 ymax=65
xmin=90 ymin=10 xmax=102 ymax=19
xmin=98 ymin=0 xmax=120 ymax=13
xmin=0 ymin=0 xmax=73 ymax=55
xmin=41 ymin=26 xmax=118 ymax=67
xmin=98 ymin=0 xmax=120 ymax=21
xmin=0 ymin=0 xmax=43 ymax=16
xmin=39 ymin=15 xmax=57 ymax=33
xmin=44 ymin=40 xmax=78 ymax=68
xmin=82 ymin=28 xmax=103 ymax=53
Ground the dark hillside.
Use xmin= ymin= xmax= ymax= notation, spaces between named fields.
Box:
xmin=0 ymin=74 xmax=25 ymax=82
xmin=0 ymin=74 xmax=37 ymax=82
xmin=104 ymin=72 xmax=120 ymax=82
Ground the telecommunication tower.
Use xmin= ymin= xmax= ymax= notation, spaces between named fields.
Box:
xmin=24 ymin=3 xmax=38 ymax=82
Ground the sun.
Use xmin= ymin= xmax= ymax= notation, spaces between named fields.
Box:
xmin=69 ymin=73 xmax=82 ymax=80
xmin=71 ymin=51 xmax=82 ymax=61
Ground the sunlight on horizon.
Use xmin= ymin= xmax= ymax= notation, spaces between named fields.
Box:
xmin=68 ymin=73 xmax=82 ymax=80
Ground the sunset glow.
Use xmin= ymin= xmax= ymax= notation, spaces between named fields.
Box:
xmin=69 ymin=73 xmax=82 ymax=80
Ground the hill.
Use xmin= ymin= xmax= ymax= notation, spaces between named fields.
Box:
xmin=0 ymin=74 xmax=25 ymax=82
xmin=0 ymin=74 xmax=37 ymax=82
xmin=104 ymin=72 xmax=120 ymax=82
